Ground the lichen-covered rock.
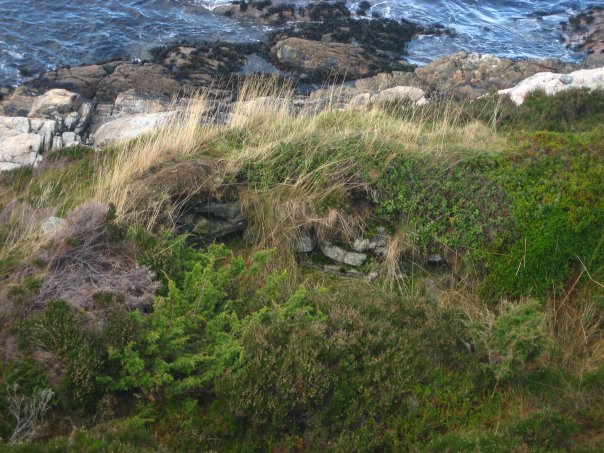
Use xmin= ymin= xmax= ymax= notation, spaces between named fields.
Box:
xmin=30 ymin=88 xmax=81 ymax=116
xmin=347 ymin=93 xmax=371 ymax=111
xmin=406 ymin=52 xmax=576 ymax=99
xmin=273 ymin=38 xmax=372 ymax=80
xmin=113 ymin=89 xmax=171 ymax=115
xmin=95 ymin=63 xmax=180 ymax=102
xmin=193 ymin=202 xmax=243 ymax=224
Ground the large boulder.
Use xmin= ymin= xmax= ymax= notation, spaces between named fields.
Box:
xmin=499 ymin=67 xmax=604 ymax=105
xmin=29 ymin=89 xmax=81 ymax=116
xmin=272 ymin=38 xmax=373 ymax=80
xmin=92 ymin=111 xmax=177 ymax=145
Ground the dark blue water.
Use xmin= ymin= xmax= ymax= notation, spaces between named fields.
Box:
xmin=0 ymin=0 xmax=598 ymax=86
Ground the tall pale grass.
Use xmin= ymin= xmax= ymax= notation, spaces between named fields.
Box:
xmin=2 ymin=75 xmax=506 ymax=256
xmin=92 ymin=93 xmax=214 ymax=229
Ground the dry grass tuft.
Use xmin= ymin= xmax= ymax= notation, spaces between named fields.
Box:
xmin=36 ymin=201 xmax=158 ymax=317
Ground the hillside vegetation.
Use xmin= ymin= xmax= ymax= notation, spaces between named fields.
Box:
xmin=1 ymin=82 xmax=604 ymax=451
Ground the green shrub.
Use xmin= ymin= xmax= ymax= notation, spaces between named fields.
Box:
xmin=19 ymin=297 xmax=139 ymax=412
xmin=102 ymin=245 xmax=293 ymax=399
xmin=471 ymin=300 xmax=547 ymax=381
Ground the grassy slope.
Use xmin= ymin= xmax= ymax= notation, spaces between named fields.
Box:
xmin=1 ymin=86 xmax=604 ymax=451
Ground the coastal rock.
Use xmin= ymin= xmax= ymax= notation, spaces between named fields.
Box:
xmin=92 ymin=111 xmax=177 ymax=145
xmin=29 ymin=118 xmax=57 ymax=152
xmin=33 ymin=63 xmax=117 ymax=99
xmin=214 ymin=3 xmax=265 ymax=21
xmin=355 ymin=71 xmax=421 ymax=93
xmin=564 ymin=8 xmax=604 ymax=68
xmin=30 ymin=89 xmax=81 ymax=116
xmin=52 ymin=135 xmax=63 ymax=150
xmin=347 ymin=93 xmax=371 ymax=111
xmin=95 ymin=63 xmax=180 ymax=102
xmin=0 ymin=132 xmax=42 ymax=170
xmin=273 ymin=38 xmax=372 ymax=80
xmin=61 ymin=132 xmax=79 ymax=148
xmin=0 ymin=116 xmax=43 ymax=169
xmin=499 ymin=67 xmax=604 ymax=105
xmin=0 ymin=86 xmax=38 ymax=116
xmin=0 ymin=116 xmax=30 ymax=136
xmin=114 ymin=90 xmax=171 ymax=115
xmin=410 ymin=52 xmax=576 ymax=99
xmin=320 ymin=240 xmax=367 ymax=267
xmin=74 ymin=102 xmax=94 ymax=136
xmin=320 ymin=51 xmax=574 ymax=102
xmin=370 ymin=86 xmax=427 ymax=105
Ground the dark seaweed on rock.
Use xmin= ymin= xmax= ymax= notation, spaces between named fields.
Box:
xmin=272 ymin=7 xmax=450 ymax=56
xmin=151 ymin=40 xmax=262 ymax=81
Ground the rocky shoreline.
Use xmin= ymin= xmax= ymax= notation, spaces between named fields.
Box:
xmin=1 ymin=3 xmax=603 ymax=171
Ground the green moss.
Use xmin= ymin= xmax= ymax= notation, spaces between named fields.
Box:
xmin=483 ymin=131 xmax=604 ymax=298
